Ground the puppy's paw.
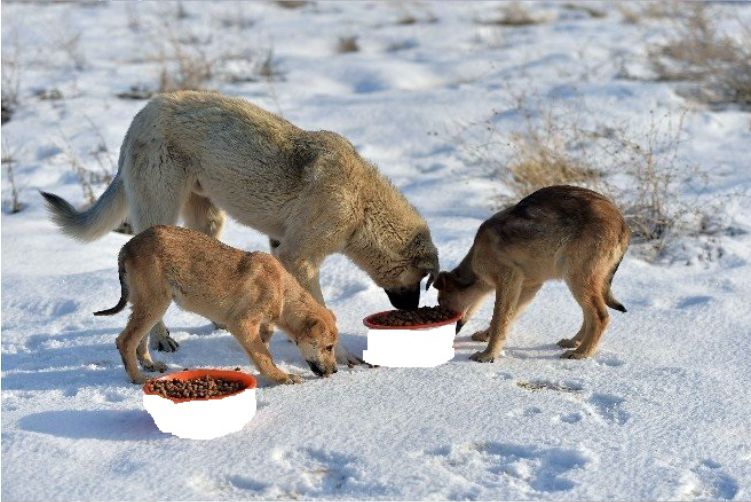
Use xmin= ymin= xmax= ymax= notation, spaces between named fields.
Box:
xmin=154 ymin=335 xmax=179 ymax=353
xmin=279 ymin=373 xmax=303 ymax=385
xmin=143 ymin=361 xmax=167 ymax=373
xmin=469 ymin=350 xmax=496 ymax=363
xmin=557 ymin=338 xmax=580 ymax=349
xmin=471 ymin=329 xmax=490 ymax=342
xmin=561 ymin=350 xmax=588 ymax=360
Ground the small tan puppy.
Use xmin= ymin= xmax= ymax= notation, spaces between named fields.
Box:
xmin=434 ymin=185 xmax=630 ymax=362
xmin=95 ymin=226 xmax=338 ymax=385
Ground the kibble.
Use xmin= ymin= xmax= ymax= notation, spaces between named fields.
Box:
xmin=147 ymin=375 xmax=246 ymax=399
xmin=369 ymin=306 xmax=456 ymax=327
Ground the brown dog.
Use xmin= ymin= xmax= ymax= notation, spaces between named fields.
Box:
xmin=434 ymin=185 xmax=630 ymax=362
xmin=95 ymin=226 xmax=338 ymax=384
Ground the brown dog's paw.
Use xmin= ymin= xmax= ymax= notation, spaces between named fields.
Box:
xmin=557 ymin=338 xmax=580 ymax=349
xmin=561 ymin=350 xmax=588 ymax=360
xmin=471 ymin=329 xmax=490 ymax=342
xmin=469 ymin=350 xmax=495 ymax=363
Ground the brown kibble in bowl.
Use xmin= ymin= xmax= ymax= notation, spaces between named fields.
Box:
xmin=368 ymin=306 xmax=457 ymax=327
xmin=147 ymin=375 xmax=246 ymax=400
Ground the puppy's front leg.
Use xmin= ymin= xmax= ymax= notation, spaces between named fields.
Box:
xmin=232 ymin=320 xmax=302 ymax=385
xmin=470 ymin=270 xmax=523 ymax=363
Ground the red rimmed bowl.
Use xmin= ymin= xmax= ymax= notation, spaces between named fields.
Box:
xmin=362 ymin=308 xmax=460 ymax=367
xmin=143 ymin=369 xmax=257 ymax=440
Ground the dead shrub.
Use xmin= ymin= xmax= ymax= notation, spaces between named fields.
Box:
xmin=457 ymin=97 xmax=725 ymax=261
xmin=2 ymin=143 xmax=23 ymax=214
xmin=562 ymin=3 xmax=607 ymax=19
xmin=158 ymin=35 xmax=214 ymax=92
xmin=337 ymin=36 xmax=359 ymax=54
xmin=273 ymin=0 xmax=309 ymax=9
xmin=1 ymin=30 xmax=21 ymax=125
xmin=479 ymin=2 xmax=548 ymax=27
xmin=648 ymin=4 xmax=751 ymax=108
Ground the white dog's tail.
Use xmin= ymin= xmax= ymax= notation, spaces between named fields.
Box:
xmin=41 ymin=175 xmax=127 ymax=242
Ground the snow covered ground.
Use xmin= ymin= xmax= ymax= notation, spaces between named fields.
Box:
xmin=2 ymin=1 xmax=751 ymax=500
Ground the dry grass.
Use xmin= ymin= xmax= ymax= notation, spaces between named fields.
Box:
xmin=1 ymin=30 xmax=21 ymax=125
xmin=2 ymin=143 xmax=23 ymax=214
xmin=562 ymin=3 xmax=607 ymax=19
xmin=273 ymin=0 xmax=309 ymax=9
xmin=648 ymin=4 xmax=751 ymax=108
xmin=457 ymin=95 xmax=722 ymax=260
xmin=158 ymin=35 xmax=214 ymax=92
xmin=480 ymin=2 xmax=548 ymax=27
xmin=337 ymin=36 xmax=359 ymax=54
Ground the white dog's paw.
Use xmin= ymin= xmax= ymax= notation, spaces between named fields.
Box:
xmin=143 ymin=361 xmax=167 ymax=373
xmin=470 ymin=329 xmax=490 ymax=342
xmin=131 ymin=373 xmax=149 ymax=385
xmin=279 ymin=373 xmax=303 ymax=385
xmin=335 ymin=345 xmax=364 ymax=368
xmin=469 ymin=350 xmax=496 ymax=363
xmin=561 ymin=350 xmax=589 ymax=360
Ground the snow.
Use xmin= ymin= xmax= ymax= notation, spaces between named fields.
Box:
xmin=2 ymin=1 xmax=751 ymax=500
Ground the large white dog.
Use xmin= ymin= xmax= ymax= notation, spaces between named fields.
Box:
xmin=43 ymin=91 xmax=439 ymax=365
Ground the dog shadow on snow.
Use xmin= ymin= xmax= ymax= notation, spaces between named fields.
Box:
xmin=2 ymin=324 xmax=368 ymax=393
xmin=18 ymin=409 xmax=168 ymax=441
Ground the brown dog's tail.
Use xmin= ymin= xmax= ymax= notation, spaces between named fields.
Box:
xmin=94 ymin=247 xmax=129 ymax=316
xmin=604 ymin=255 xmax=627 ymax=313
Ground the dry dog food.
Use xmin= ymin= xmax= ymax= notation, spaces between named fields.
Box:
xmin=369 ymin=306 xmax=456 ymax=327
xmin=148 ymin=375 xmax=247 ymax=399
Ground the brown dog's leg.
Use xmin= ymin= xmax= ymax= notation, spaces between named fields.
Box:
xmin=558 ymin=322 xmax=586 ymax=349
xmin=562 ymin=277 xmax=609 ymax=359
xmin=117 ymin=308 xmax=165 ymax=384
xmin=137 ymin=335 xmax=167 ymax=373
xmin=231 ymin=319 xmax=302 ymax=385
xmin=260 ymin=322 xmax=274 ymax=348
xmin=470 ymin=269 xmax=523 ymax=363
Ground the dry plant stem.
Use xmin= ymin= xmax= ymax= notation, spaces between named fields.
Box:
xmin=2 ymin=147 xmax=23 ymax=214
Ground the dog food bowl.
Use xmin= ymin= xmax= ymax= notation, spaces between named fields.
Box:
xmin=143 ymin=369 xmax=257 ymax=440
xmin=362 ymin=309 xmax=461 ymax=367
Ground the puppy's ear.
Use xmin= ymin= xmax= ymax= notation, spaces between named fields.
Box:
xmin=326 ymin=309 xmax=337 ymax=322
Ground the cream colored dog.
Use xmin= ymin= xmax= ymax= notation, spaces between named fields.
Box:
xmin=95 ymin=225 xmax=339 ymax=385
xmin=434 ymin=185 xmax=630 ymax=362
xmin=42 ymin=91 xmax=439 ymax=364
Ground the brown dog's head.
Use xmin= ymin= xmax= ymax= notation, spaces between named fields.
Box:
xmin=296 ymin=308 xmax=339 ymax=377
xmin=432 ymin=269 xmax=492 ymax=334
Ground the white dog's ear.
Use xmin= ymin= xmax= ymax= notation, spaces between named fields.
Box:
xmin=415 ymin=257 xmax=440 ymax=291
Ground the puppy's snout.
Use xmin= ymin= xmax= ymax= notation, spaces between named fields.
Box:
xmin=307 ymin=360 xmax=336 ymax=377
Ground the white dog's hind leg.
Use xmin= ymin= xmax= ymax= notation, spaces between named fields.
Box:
xmin=125 ymin=149 xmax=190 ymax=352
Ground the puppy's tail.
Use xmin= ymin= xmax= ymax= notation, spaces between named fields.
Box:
xmin=94 ymin=248 xmax=129 ymax=316
xmin=604 ymin=256 xmax=627 ymax=313
xmin=41 ymin=174 xmax=127 ymax=242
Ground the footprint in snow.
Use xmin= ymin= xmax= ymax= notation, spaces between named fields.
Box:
xmin=426 ymin=442 xmax=591 ymax=496
xmin=678 ymin=460 xmax=739 ymax=500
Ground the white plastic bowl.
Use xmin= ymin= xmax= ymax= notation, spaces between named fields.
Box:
xmin=362 ymin=309 xmax=461 ymax=367
xmin=143 ymin=369 xmax=257 ymax=440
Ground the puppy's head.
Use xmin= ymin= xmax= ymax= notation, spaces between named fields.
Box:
xmin=432 ymin=269 xmax=490 ymax=334
xmin=296 ymin=308 xmax=338 ymax=377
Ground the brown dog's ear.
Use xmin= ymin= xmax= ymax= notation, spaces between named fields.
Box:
xmin=327 ymin=309 xmax=337 ymax=322
xmin=432 ymin=271 xmax=451 ymax=291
